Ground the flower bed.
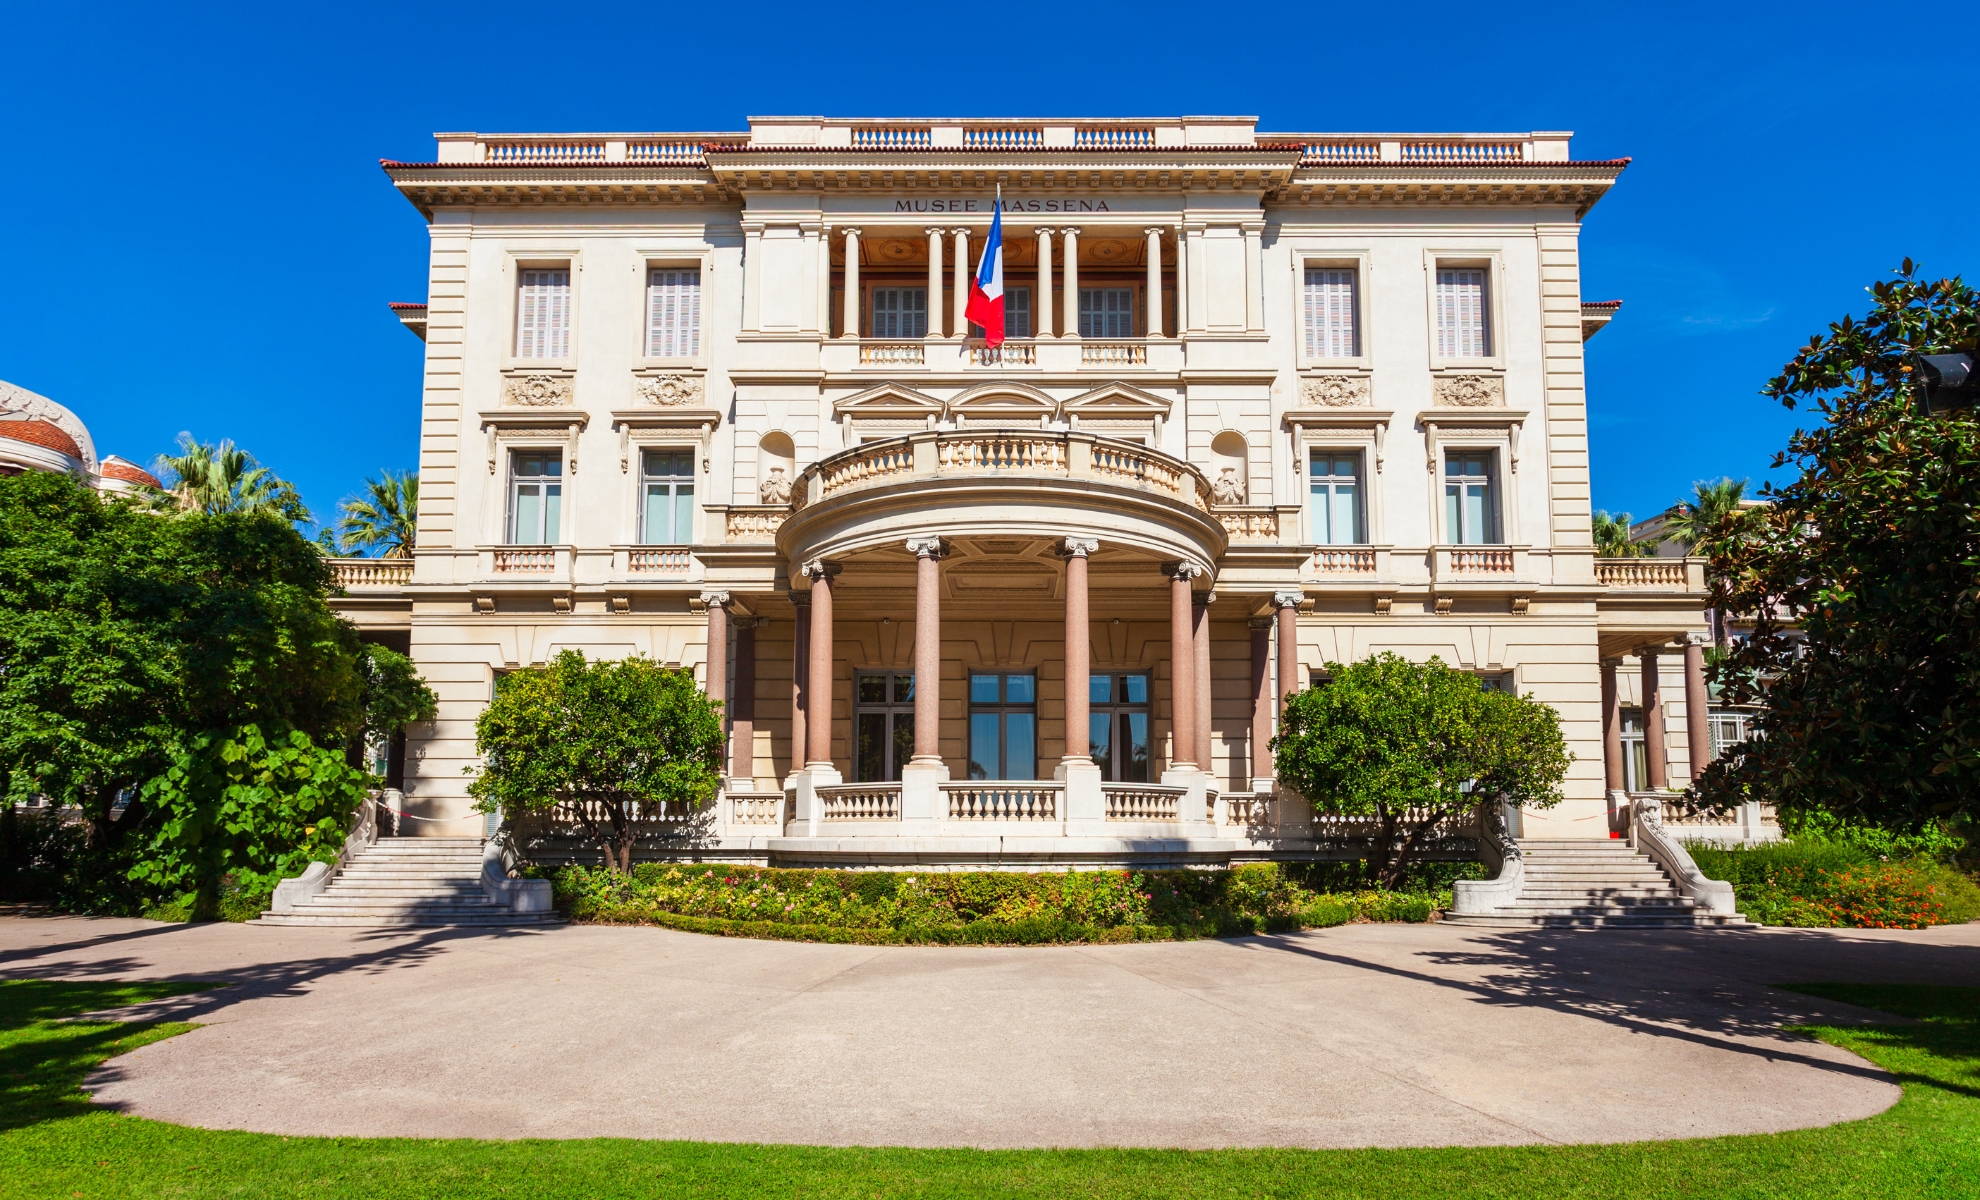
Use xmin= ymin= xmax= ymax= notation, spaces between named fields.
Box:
xmin=1689 ymin=839 xmax=1980 ymax=929
xmin=548 ymin=861 xmax=1466 ymax=944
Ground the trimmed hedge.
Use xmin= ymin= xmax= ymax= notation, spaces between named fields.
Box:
xmin=548 ymin=861 xmax=1464 ymax=944
xmin=1689 ymin=839 xmax=1980 ymax=929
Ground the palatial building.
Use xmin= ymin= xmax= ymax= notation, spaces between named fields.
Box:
xmin=343 ymin=116 xmax=1725 ymax=865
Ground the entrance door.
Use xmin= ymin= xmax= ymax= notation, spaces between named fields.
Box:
xmin=1088 ymin=672 xmax=1151 ymax=782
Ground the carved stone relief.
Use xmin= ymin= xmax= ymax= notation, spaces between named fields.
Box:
xmin=1432 ymin=374 xmax=1506 ymax=407
xmin=502 ymin=374 xmax=573 ymax=407
xmin=1299 ymin=375 xmax=1371 ymax=407
xmin=635 ymin=373 xmax=704 ymax=407
xmin=1210 ymin=468 xmax=1247 ymax=505
xmin=758 ymin=467 xmax=793 ymax=505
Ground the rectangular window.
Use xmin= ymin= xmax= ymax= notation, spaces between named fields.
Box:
xmin=508 ymin=451 xmax=563 ymax=544
xmin=1620 ymin=707 xmax=1649 ymax=792
xmin=1708 ymin=707 xmax=1753 ymax=760
xmin=1435 ymin=268 xmax=1490 ymax=358
xmin=1088 ymin=673 xmax=1151 ymax=783
xmin=870 ymin=287 xmax=928 ymax=339
xmin=967 ymin=286 xmax=1030 ymax=339
xmin=1078 ymin=287 xmax=1134 ymax=338
xmin=646 ymin=269 xmax=701 ymax=358
xmin=1308 ymin=451 xmax=1364 ymax=545
xmin=1303 ymin=268 xmax=1359 ymax=358
xmin=853 ymin=671 xmax=915 ymax=783
xmin=639 ymin=449 xmax=694 ymax=545
xmin=516 ymin=269 xmax=571 ymax=358
xmin=1443 ymin=450 xmax=1500 ymax=545
xmin=968 ymin=672 xmax=1037 ymax=780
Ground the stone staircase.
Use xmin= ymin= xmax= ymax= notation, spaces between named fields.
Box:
xmin=255 ymin=837 xmax=562 ymax=928
xmin=1443 ymin=839 xmax=1751 ymax=929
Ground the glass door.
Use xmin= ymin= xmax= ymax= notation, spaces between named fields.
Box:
xmin=1088 ymin=673 xmax=1151 ymax=782
xmin=853 ymin=672 xmax=915 ymax=782
xmin=968 ymin=672 xmax=1037 ymax=780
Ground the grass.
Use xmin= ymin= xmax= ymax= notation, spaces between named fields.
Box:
xmin=2 ymin=978 xmax=1976 ymax=1198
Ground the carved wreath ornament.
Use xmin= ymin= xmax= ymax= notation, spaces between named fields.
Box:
xmin=1299 ymin=375 xmax=1371 ymax=407
xmin=635 ymin=373 xmax=704 ymax=407
xmin=1432 ymin=374 xmax=1506 ymax=408
xmin=502 ymin=374 xmax=573 ymax=407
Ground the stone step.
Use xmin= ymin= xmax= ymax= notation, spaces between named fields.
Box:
xmin=254 ymin=912 xmax=561 ymax=928
xmin=296 ymin=898 xmax=511 ymax=912
xmin=1516 ymin=890 xmax=1689 ymax=902
xmin=1442 ymin=913 xmax=1751 ymax=929
xmin=318 ymin=886 xmax=491 ymax=899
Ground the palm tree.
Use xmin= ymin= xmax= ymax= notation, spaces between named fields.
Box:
xmin=153 ymin=434 xmax=309 ymax=522
xmin=333 ymin=470 xmax=418 ymax=558
xmin=1592 ymin=510 xmax=1651 ymax=558
xmin=1662 ymin=477 xmax=1749 ymax=554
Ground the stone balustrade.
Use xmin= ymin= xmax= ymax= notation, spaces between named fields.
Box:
xmin=794 ymin=430 xmax=1214 ymax=516
xmin=718 ymin=506 xmax=788 ymax=543
xmin=1596 ymin=558 xmax=1705 ymax=590
xmin=1103 ymin=783 xmax=1183 ymax=821
xmin=817 ymin=783 xmax=901 ymax=821
xmin=726 ymin=792 xmax=785 ymax=826
xmin=971 ymin=342 xmax=1037 ymax=366
xmin=628 ymin=547 xmax=690 ymax=575
xmin=1215 ymin=508 xmax=1280 ymax=542
xmin=327 ymin=558 xmax=413 ymax=588
xmin=1312 ymin=547 xmax=1377 ymax=574
xmin=1079 ymin=341 xmax=1147 ymax=366
xmin=1448 ymin=547 xmax=1515 ymax=574
xmin=858 ymin=341 xmax=925 ymax=366
xmin=492 ymin=547 xmax=556 ymax=574
xmin=943 ymin=783 xmax=1060 ymax=821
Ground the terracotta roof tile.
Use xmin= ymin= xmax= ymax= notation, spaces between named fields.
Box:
xmin=0 ymin=418 xmax=82 ymax=460
xmin=98 ymin=455 xmax=161 ymax=487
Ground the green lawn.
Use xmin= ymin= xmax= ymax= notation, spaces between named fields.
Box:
xmin=3 ymin=978 xmax=1975 ymax=1199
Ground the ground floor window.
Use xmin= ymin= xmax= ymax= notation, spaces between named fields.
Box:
xmin=1088 ymin=673 xmax=1151 ymax=782
xmin=969 ymin=672 xmax=1036 ymax=780
xmin=1709 ymin=706 xmax=1755 ymax=759
xmin=854 ymin=671 xmax=914 ymax=782
xmin=1620 ymin=706 xmax=1650 ymax=792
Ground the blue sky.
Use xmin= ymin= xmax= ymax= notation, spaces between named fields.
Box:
xmin=3 ymin=1 xmax=1972 ymax=532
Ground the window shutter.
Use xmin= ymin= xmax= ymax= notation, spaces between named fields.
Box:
xmin=1435 ymin=269 xmax=1487 ymax=358
xmin=1304 ymin=268 xmax=1358 ymax=358
xmin=517 ymin=270 xmax=570 ymax=358
xmin=647 ymin=269 xmax=702 ymax=358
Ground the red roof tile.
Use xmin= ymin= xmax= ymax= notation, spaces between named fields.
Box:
xmin=98 ymin=456 xmax=161 ymax=487
xmin=0 ymin=418 xmax=82 ymax=460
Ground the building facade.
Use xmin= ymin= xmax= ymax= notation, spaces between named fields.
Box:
xmin=344 ymin=116 xmax=1717 ymax=865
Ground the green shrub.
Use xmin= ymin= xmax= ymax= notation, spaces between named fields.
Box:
xmin=140 ymin=870 xmax=282 ymax=924
xmin=550 ymin=861 xmax=1456 ymax=944
xmin=1690 ymin=838 xmax=1978 ymax=928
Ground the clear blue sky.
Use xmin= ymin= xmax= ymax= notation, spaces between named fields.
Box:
xmin=3 ymin=1 xmax=1972 ymax=532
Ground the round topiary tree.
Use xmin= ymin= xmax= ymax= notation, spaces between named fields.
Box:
xmin=1271 ymin=652 xmax=1570 ymax=889
xmin=468 ymin=650 xmax=725 ymax=873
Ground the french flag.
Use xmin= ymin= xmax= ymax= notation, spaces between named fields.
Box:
xmin=965 ymin=191 xmax=1005 ymax=347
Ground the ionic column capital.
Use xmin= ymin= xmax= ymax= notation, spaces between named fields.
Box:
xmin=800 ymin=559 xmax=841 ymax=582
xmin=1193 ymin=590 xmax=1216 ymax=609
xmin=1060 ymin=226 xmax=1081 ymax=238
xmin=1034 ymin=226 xmax=1056 ymax=238
xmin=1144 ymin=226 xmax=1166 ymax=238
xmin=904 ymin=536 xmax=949 ymax=559
xmin=841 ymin=226 xmax=862 ymax=239
xmin=1248 ymin=616 xmax=1274 ymax=631
xmin=1165 ymin=561 xmax=1205 ymax=582
xmin=1059 ymin=536 xmax=1099 ymax=558
xmin=1272 ymin=589 xmax=1304 ymax=610
xmin=698 ymin=590 xmax=733 ymax=610
xmin=1680 ymin=630 xmax=1711 ymax=647
xmin=924 ymin=226 xmax=946 ymax=237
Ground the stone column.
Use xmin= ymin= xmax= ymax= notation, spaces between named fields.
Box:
xmin=701 ymin=591 xmax=730 ymax=713
xmin=924 ymin=227 xmax=945 ymax=339
xmin=731 ymin=619 xmax=756 ymax=788
xmin=1683 ymin=632 xmax=1711 ymax=782
xmin=841 ymin=228 xmax=861 ymax=339
xmin=1062 ymin=538 xmax=1097 ymax=762
xmin=1601 ymin=657 xmax=1625 ymax=793
xmin=1035 ymin=227 xmax=1054 ymax=337
xmin=803 ymin=562 xmax=839 ymax=769
xmin=907 ymin=538 xmax=945 ymax=767
xmin=953 ymin=227 xmax=971 ymax=339
xmin=1061 ymin=227 xmax=1081 ymax=339
xmin=1641 ymin=647 xmax=1668 ymax=790
xmin=1273 ymin=590 xmax=1302 ymax=715
xmin=788 ymin=593 xmax=810 ymax=787
xmin=1193 ymin=591 xmax=1214 ymax=777
xmin=1249 ymin=616 xmax=1273 ymax=789
xmin=1166 ymin=564 xmax=1199 ymax=772
xmin=1144 ymin=227 xmax=1164 ymax=338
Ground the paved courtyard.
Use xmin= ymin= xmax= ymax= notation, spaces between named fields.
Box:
xmin=5 ymin=914 xmax=1976 ymax=1149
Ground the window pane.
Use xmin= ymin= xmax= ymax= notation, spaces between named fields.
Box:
xmin=858 ymin=675 xmax=886 ymax=703
xmin=1090 ymin=675 xmax=1113 ymax=704
xmin=891 ymin=712 xmax=914 ymax=780
xmin=672 ymin=483 xmax=694 ymax=543
xmin=1124 ymin=675 xmax=1148 ymax=704
xmin=1090 ymin=713 xmax=1112 ymax=779
xmin=642 ymin=484 xmax=669 ymax=545
xmin=970 ymin=674 xmax=999 ymax=703
xmin=1005 ymin=287 xmax=1031 ymax=338
xmin=1331 ymin=481 xmax=1359 ymax=544
xmin=969 ymin=714 xmax=1000 ymax=780
xmin=1444 ymin=483 xmax=1462 ymax=545
xmin=514 ymin=485 xmax=541 ymax=544
xmin=1464 ymin=482 xmax=1489 ymax=545
xmin=1005 ymin=713 xmax=1035 ymax=779
xmin=542 ymin=484 xmax=561 ymax=543
xmin=856 ymin=713 xmax=887 ymax=782
xmin=1122 ymin=712 xmax=1150 ymax=782
xmin=1005 ymin=674 xmax=1035 ymax=704
xmin=894 ymin=674 xmax=915 ymax=703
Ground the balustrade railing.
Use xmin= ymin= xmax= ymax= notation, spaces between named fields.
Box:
xmin=550 ymin=797 xmax=702 ymax=826
xmin=722 ymin=507 xmax=788 ymax=542
xmin=1075 ymin=127 xmax=1155 ymax=149
xmin=859 ymin=342 xmax=926 ymax=365
xmin=796 ymin=431 xmax=1213 ymax=515
xmin=1448 ymin=547 xmax=1514 ymax=574
xmin=1312 ymin=547 xmax=1377 ymax=573
xmin=964 ymin=127 xmax=1042 ymax=150
xmin=1311 ymin=806 xmax=1471 ymax=842
xmin=328 ymin=558 xmax=413 ymax=588
xmin=1080 ymin=341 xmax=1148 ymax=366
xmin=628 ymin=547 xmax=690 ymax=575
xmin=936 ymin=432 xmax=1066 ymax=473
xmin=944 ymin=783 xmax=1060 ymax=821
xmin=1216 ymin=508 xmax=1279 ymax=542
xmin=853 ymin=127 xmax=930 ymax=149
xmin=627 ymin=141 xmax=707 ymax=166
xmin=817 ymin=783 xmax=901 ymax=821
xmin=493 ymin=547 xmax=555 ymax=574
xmin=727 ymin=792 xmax=785 ymax=826
xmin=1595 ymin=559 xmax=1691 ymax=588
xmin=1399 ymin=141 xmax=1523 ymax=164
xmin=971 ymin=341 xmax=1037 ymax=366
xmin=1300 ymin=142 xmax=1381 ymax=165
xmin=1221 ymin=793 xmax=1260 ymax=827
xmin=486 ymin=141 xmax=605 ymax=164
xmin=818 ymin=440 xmax=915 ymax=497
xmin=1103 ymin=784 xmax=1183 ymax=821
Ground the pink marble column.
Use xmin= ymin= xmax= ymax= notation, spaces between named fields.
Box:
xmin=1249 ymin=617 xmax=1272 ymax=781
xmin=730 ymin=619 xmax=755 ymax=785
xmin=1193 ymin=591 xmax=1214 ymax=776
xmin=1062 ymin=538 xmax=1098 ymax=762
xmin=789 ymin=593 xmax=809 ymax=779
xmin=1601 ymin=657 xmax=1625 ymax=793
xmin=1641 ymin=647 xmax=1668 ymax=790
xmin=1168 ymin=565 xmax=1199 ymax=770
xmin=1683 ymin=634 xmax=1711 ymax=780
xmin=701 ymin=591 xmax=730 ymax=712
xmin=1274 ymin=590 xmax=1301 ymax=711
xmin=803 ymin=562 xmax=839 ymax=768
xmin=907 ymin=538 xmax=945 ymax=765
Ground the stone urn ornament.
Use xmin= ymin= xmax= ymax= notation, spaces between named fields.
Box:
xmin=759 ymin=467 xmax=793 ymax=505
xmin=1211 ymin=467 xmax=1247 ymax=505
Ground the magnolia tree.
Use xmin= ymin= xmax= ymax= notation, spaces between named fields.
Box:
xmin=1271 ymin=653 xmax=1570 ymax=889
xmin=1697 ymin=262 xmax=1980 ymax=832
xmin=468 ymin=650 xmax=725 ymax=873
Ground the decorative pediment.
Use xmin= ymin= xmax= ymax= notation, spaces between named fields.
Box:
xmin=834 ymin=382 xmax=945 ymax=422
xmin=1062 ymin=381 xmax=1173 ymax=422
xmin=949 ymin=382 xmax=1057 ymax=425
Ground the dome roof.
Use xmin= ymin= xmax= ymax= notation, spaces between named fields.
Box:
xmin=98 ymin=454 xmax=161 ymax=488
xmin=0 ymin=416 xmax=83 ymax=461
